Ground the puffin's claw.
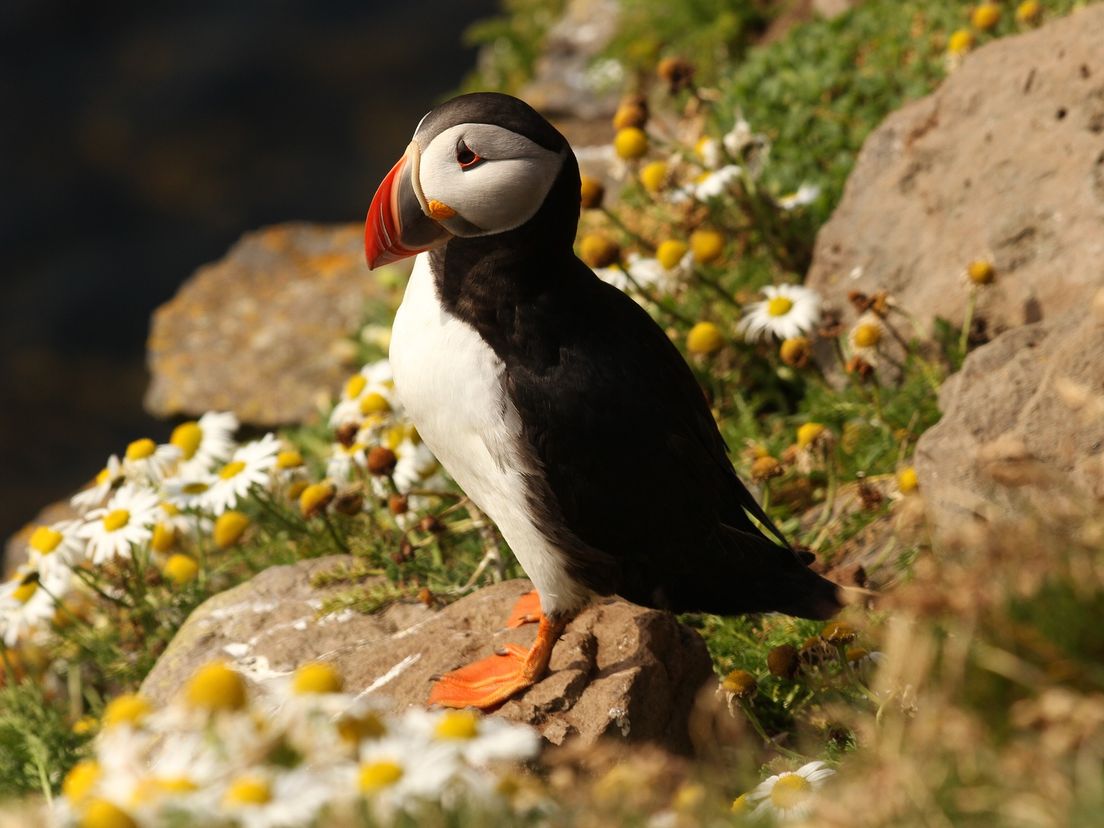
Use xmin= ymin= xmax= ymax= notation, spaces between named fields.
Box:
xmin=504 ymin=590 xmax=543 ymax=628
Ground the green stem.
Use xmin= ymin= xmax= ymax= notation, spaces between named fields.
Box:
xmin=600 ymin=206 xmax=654 ymax=252
xmin=320 ymin=513 xmax=350 ymax=554
xmin=738 ymin=698 xmax=807 ymax=762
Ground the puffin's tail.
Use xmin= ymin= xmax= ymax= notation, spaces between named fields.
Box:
xmin=667 ymin=525 xmax=842 ymax=620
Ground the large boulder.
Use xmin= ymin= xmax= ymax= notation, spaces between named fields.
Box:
xmin=806 ymin=6 xmax=1104 ymax=344
xmin=144 ymin=223 xmax=382 ymax=426
xmin=141 ymin=557 xmax=715 ymax=754
xmin=914 ymin=297 xmax=1104 ymax=538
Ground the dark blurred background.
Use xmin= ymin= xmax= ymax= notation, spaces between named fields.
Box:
xmin=0 ymin=0 xmax=497 ymax=541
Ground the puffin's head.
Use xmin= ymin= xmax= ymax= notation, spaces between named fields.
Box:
xmin=365 ymin=93 xmax=573 ymax=269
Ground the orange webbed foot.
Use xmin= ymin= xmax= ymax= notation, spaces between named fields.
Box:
xmin=428 ymin=614 xmax=566 ymax=710
xmin=505 ymin=590 xmax=543 ymax=628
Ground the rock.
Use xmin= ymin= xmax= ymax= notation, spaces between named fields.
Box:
xmin=520 ymin=0 xmax=622 ymax=123
xmin=806 ymin=7 xmax=1104 ymax=349
xmin=913 ymin=303 xmax=1104 ymax=538
xmin=141 ymin=558 xmax=715 ymax=754
xmin=144 ymin=223 xmax=382 ymax=426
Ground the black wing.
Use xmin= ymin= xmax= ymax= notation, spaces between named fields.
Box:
xmin=502 ymin=259 xmax=838 ymax=618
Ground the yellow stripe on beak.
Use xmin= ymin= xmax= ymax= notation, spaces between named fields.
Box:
xmin=427 ymin=199 xmax=457 ymax=220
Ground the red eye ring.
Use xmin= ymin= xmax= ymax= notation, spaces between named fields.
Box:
xmin=456 ymin=139 xmax=484 ymax=170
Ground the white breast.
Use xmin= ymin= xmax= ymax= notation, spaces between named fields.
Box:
xmin=389 ymin=254 xmax=590 ymax=616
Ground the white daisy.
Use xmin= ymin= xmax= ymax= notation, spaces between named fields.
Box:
xmin=695 ymin=135 xmax=722 ymax=169
xmin=71 ymin=454 xmax=124 ymax=514
xmin=326 ymin=441 xmax=368 ymax=484
xmin=721 ymin=118 xmax=770 ymax=174
xmin=0 ymin=563 xmax=70 ymax=646
xmin=202 ymin=434 xmax=280 ymax=514
xmin=78 ymin=485 xmax=161 ymax=564
xmin=173 ymin=411 xmax=240 ymax=478
xmin=25 ymin=519 xmax=86 ymax=577
xmin=329 ymin=361 xmax=398 ymax=430
xmin=162 ymin=475 xmax=216 ymax=512
xmin=776 ymin=183 xmax=821 ymax=211
xmin=392 ymin=439 xmax=440 ymax=493
xmin=121 ymin=437 xmax=182 ymax=485
xmin=406 ymin=708 xmax=541 ymax=768
xmin=217 ymin=767 xmax=346 ymax=828
xmin=357 ymin=735 xmax=468 ymax=817
xmin=693 ymin=164 xmax=743 ymax=201
xmin=738 ymin=284 xmax=822 ymax=342
xmin=594 ymin=252 xmax=678 ymax=296
xmin=748 ymin=760 xmax=835 ymax=821
xmin=848 ymin=312 xmax=885 ymax=356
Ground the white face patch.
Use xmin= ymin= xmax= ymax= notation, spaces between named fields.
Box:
xmin=415 ymin=123 xmax=563 ymax=236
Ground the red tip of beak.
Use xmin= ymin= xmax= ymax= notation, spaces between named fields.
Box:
xmin=365 ymin=155 xmax=417 ymax=269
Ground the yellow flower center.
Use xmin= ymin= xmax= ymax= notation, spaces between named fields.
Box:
xmin=359 ymin=392 xmax=391 ymax=416
xmin=639 ymin=160 xmax=668 ymax=193
xmin=224 ymin=777 xmax=272 ymax=806
xmin=182 ymin=482 xmax=209 ymax=495
xmin=151 ymin=523 xmax=175 ymax=553
xmin=797 ymin=422 xmax=826 ymax=449
xmin=852 ymin=323 xmax=881 ymax=348
xmin=219 ymin=460 xmax=246 ymax=480
xmin=686 ymin=321 xmax=724 ymax=356
xmin=767 ymin=296 xmax=794 ymax=317
xmin=971 ymin=2 xmax=1001 ymax=30
xmin=897 ymin=466 xmax=919 ymax=493
xmin=13 ymin=579 xmax=38 ymax=604
xmin=163 ymin=554 xmax=200 ymax=586
xmin=213 ymin=511 xmax=250 ymax=549
xmin=131 ymin=776 xmax=198 ymax=804
xmin=125 ymin=438 xmax=156 ymax=461
xmin=102 ymin=509 xmax=130 ymax=532
xmin=731 ymin=793 xmax=750 ymax=814
xmin=102 ymin=694 xmax=151 ymax=729
xmin=345 ymin=374 xmax=367 ymax=400
xmin=770 ymin=773 xmax=811 ymax=810
xmin=170 ymin=422 xmax=203 ymax=460
xmin=948 ymin=28 xmax=974 ymax=55
xmin=689 ymin=229 xmax=724 ymax=264
xmin=63 ymin=760 xmax=102 ymax=802
xmin=276 ymin=450 xmax=303 ymax=469
xmin=435 ymin=710 xmax=480 ymax=740
xmin=967 ymin=259 xmax=994 ymax=285
xmin=95 ymin=468 xmax=112 ymax=486
xmin=71 ymin=716 xmax=98 ymax=735
xmin=30 ymin=526 xmax=63 ymax=554
xmin=298 ymin=483 xmax=335 ymax=518
xmin=613 ymin=127 xmax=648 ymax=160
xmin=185 ymin=661 xmax=247 ymax=712
xmin=79 ymin=798 xmax=137 ymax=828
xmin=656 ymin=240 xmax=689 ymax=270
xmin=161 ymin=501 xmax=180 ymax=516
xmin=359 ymin=760 xmax=404 ymax=792
xmin=292 ymin=662 xmax=344 ymax=695
xmin=338 ymin=712 xmax=386 ymax=743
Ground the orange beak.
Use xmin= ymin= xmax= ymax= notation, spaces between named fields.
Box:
xmin=364 ymin=146 xmax=450 ymax=269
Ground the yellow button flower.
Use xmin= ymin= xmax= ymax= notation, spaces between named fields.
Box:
xmin=162 ymin=553 xmax=199 ymax=586
xmin=639 ymin=160 xmax=668 ymax=193
xmin=689 ymin=229 xmax=724 ymax=264
xmin=656 ymin=240 xmax=688 ymax=270
xmin=292 ymin=662 xmax=344 ymax=695
xmin=613 ymin=127 xmax=648 ymax=160
xmin=213 ymin=511 xmax=250 ymax=549
xmin=686 ymin=322 xmax=724 ymax=356
xmin=185 ymin=661 xmax=247 ymax=712
xmin=102 ymin=694 xmax=151 ymax=729
xmin=971 ymin=2 xmax=1001 ymax=30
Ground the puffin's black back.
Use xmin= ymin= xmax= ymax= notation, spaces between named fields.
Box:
xmin=428 ymin=98 xmax=840 ymax=621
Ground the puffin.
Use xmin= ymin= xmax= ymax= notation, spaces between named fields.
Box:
xmin=364 ymin=93 xmax=841 ymax=710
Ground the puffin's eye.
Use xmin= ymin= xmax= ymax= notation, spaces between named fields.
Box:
xmin=456 ymin=139 xmax=484 ymax=170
